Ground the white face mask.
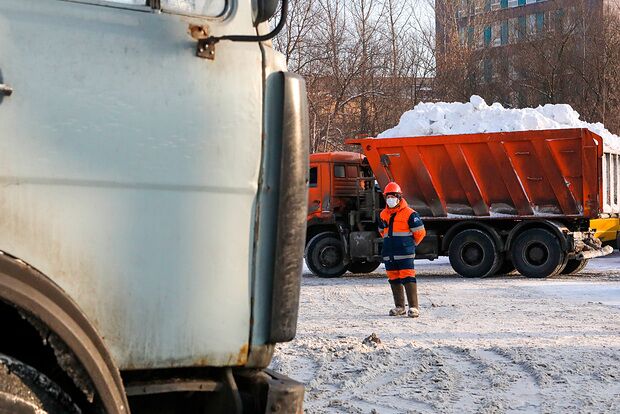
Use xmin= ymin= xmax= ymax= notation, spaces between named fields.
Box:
xmin=386 ymin=197 xmax=399 ymax=208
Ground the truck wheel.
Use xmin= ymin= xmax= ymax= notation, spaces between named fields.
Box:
xmin=347 ymin=261 xmax=381 ymax=274
xmin=448 ymin=229 xmax=501 ymax=278
xmin=511 ymin=228 xmax=565 ymax=278
xmin=305 ymin=232 xmax=348 ymax=277
xmin=561 ymin=259 xmax=589 ymax=275
xmin=0 ymin=353 xmax=81 ymax=414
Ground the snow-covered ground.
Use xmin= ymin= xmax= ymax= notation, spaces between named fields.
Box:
xmin=271 ymin=254 xmax=620 ymax=413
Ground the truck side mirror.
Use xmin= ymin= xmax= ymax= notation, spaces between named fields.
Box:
xmin=255 ymin=0 xmax=280 ymax=24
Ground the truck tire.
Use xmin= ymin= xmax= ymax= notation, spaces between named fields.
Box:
xmin=561 ymin=259 xmax=589 ymax=275
xmin=448 ymin=229 xmax=501 ymax=278
xmin=305 ymin=232 xmax=348 ymax=278
xmin=347 ymin=261 xmax=381 ymax=274
xmin=511 ymin=228 xmax=565 ymax=278
xmin=0 ymin=353 xmax=81 ymax=414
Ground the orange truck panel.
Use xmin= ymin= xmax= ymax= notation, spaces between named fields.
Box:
xmin=347 ymin=128 xmax=603 ymax=219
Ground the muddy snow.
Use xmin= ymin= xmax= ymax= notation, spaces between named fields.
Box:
xmin=271 ymin=254 xmax=620 ymax=413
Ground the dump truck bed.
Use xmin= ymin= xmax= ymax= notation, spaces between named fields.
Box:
xmin=347 ymin=128 xmax=605 ymax=219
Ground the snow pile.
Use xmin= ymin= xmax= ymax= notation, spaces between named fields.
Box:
xmin=379 ymin=96 xmax=620 ymax=152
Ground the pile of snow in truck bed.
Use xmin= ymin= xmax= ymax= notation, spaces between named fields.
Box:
xmin=378 ymin=96 xmax=620 ymax=152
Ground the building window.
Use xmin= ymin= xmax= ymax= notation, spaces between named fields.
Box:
xmin=518 ymin=15 xmax=527 ymax=39
xmin=492 ymin=23 xmax=502 ymax=46
xmin=554 ymin=9 xmax=565 ymax=31
xmin=508 ymin=0 xmax=517 ymax=7
xmin=536 ymin=12 xmax=545 ymax=32
xmin=501 ymin=0 xmax=508 ymax=7
xmin=483 ymin=59 xmax=493 ymax=83
xmin=501 ymin=21 xmax=509 ymax=45
xmin=491 ymin=0 xmax=500 ymax=10
xmin=528 ymin=14 xmax=537 ymax=34
xmin=484 ymin=26 xmax=492 ymax=46
xmin=467 ymin=26 xmax=475 ymax=47
xmin=518 ymin=0 xmax=526 ymax=5
xmin=508 ymin=18 xmax=518 ymax=42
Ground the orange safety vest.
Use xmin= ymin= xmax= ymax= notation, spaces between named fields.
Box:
xmin=379 ymin=199 xmax=426 ymax=271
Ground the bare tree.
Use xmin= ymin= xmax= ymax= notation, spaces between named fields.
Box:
xmin=274 ymin=0 xmax=437 ymax=152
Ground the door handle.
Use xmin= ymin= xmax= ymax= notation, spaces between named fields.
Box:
xmin=0 ymin=84 xmax=13 ymax=97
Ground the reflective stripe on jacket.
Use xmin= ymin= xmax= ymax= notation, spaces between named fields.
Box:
xmin=379 ymin=199 xmax=426 ymax=271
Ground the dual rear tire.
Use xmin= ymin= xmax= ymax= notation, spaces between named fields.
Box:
xmin=448 ymin=229 xmax=501 ymax=278
xmin=511 ymin=228 xmax=566 ymax=278
xmin=449 ymin=227 xmax=588 ymax=278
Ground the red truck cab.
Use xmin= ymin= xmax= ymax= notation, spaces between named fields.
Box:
xmin=306 ymin=152 xmax=384 ymax=276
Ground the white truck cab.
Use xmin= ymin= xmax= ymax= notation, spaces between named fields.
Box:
xmin=0 ymin=0 xmax=307 ymax=412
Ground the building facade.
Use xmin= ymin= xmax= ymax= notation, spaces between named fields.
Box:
xmin=436 ymin=0 xmax=620 ymax=111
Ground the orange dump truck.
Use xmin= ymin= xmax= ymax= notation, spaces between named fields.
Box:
xmin=306 ymin=128 xmax=614 ymax=278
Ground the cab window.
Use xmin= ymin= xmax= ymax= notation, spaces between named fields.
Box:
xmin=346 ymin=165 xmax=358 ymax=178
xmin=160 ymin=0 xmax=227 ymax=16
xmin=334 ymin=165 xmax=345 ymax=178
xmin=309 ymin=167 xmax=317 ymax=188
xmin=105 ymin=0 xmax=146 ymax=4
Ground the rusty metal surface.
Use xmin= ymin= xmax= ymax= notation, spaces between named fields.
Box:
xmin=0 ymin=0 xmax=261 ymax=371
xmin=263 ymin=369 xmax=305 ymax=414
xmin=348 ymin=129 xmax=603 ymax=219
xmin=125 ymin=379 xmax=220 ymax=396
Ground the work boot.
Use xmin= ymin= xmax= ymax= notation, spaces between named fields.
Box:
xmin=389 ymin=306 xmax=406 ymax=316
xmin=404 ymin=282 xmax=420 ymax=318
xmin=389 ymin=283 xmax=406 ymax=316
xmin=407 ymin=307 xmax=420 ymax=318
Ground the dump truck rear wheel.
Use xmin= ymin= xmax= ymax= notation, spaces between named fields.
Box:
xmin=448 ymin=229 xmax=501 ymax=278
xmin=305 ymin=232 xmax=348 ymax=278
xmin=511 ymin=228 xmax=565 ymax=278
xmin=561 ymin=259 xmax=589 ymax=275
xmin=0 ymin=353 xmax=81 ymax=414
xmin=347 ymin=261 xmax=381 ymax=274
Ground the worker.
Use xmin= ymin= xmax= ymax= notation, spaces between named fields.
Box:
xmin=379 ymin=182 xmax=426 ymax=318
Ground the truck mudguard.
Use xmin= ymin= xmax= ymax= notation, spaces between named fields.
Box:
xmin=0 ymin=253 xmax=128 ymax=414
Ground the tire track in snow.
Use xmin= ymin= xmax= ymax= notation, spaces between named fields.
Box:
xmin=437 ymin=346 xmax=541 ymax=413
xmin=341 ymin=345 xmax=436 ymax=413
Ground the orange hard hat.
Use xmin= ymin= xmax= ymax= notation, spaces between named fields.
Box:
xmin=384 ymin=182 xmax=402 ymax=195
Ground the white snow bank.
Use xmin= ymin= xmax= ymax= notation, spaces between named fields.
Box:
xmin=379 ymin=96 xmax=620 ymax=152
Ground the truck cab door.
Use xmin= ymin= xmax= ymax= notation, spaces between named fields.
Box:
xmin=0 ymin=0 xmax=265 ymax=371
xmin=308 ymin=164 xmax=322 ymax=216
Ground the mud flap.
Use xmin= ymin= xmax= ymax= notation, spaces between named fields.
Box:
xmin=235 ymin=369 xmax=304 ymax=414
